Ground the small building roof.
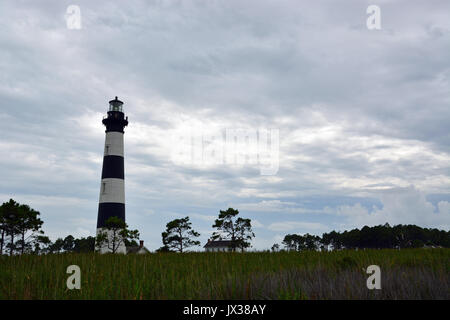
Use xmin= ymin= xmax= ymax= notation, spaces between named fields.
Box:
xmin=126 ymin=246 xmax=150 ymax=254
xmin=126 ymin=240 xmax=150 ymax=254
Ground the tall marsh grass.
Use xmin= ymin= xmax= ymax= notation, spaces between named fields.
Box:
xmin=0 ymin=249 xmax=448 ymax=299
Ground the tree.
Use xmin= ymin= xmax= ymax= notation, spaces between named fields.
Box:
xmin=124 ymin=239 xmax=139 ymax=247
xmin=1 ymin=199 xmax=20 ymax=255
xmin=0 ymin=199 xmax=47 ymax=255
xmin=282 ymin=234 xmax=304 ymax=251
xmin=304 ymin=233 xmax=320 ymax=250
xmin=15 ymin=203 xmax=44 ymax=254
xmin=47 ymin=236 xmax=95 ymax=253
xmin=161 ymin=216 xmax=200 ymax=253
xmin=234 ymin=217 xmax=255 ymax=252
xmin=32 ymin=235 xmax=52 ymax=254
xmin=322 ymin=230 xmax=342 ymax=250
xmin=271 ymin=243 xmax=280 ymax=252
xmin=211 ymin=208 xmax=255 ymax=252
xmin=156 ymin=245 xmax=172 ymax=253
xmin=62 ymin=235 xmax=75 ymax=252
xmin=95 ymin=216 xmax=139 ymax=253
xmin=318 ymin=224 xmax=450 ymax=251
xmin=73 ymin=236 xmax=95 ymax=253
xmin=49 ymin=238 xmax=64 ymax=253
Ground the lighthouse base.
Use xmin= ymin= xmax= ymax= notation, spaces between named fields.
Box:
xmin=95 ymin=228 xmax=127 ymax=254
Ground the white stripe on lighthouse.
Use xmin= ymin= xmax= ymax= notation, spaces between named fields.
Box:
xmin=104 ymin=131 xmax=124 ymax=157
xmin=99 ymin=178 xmax=125 ymax=204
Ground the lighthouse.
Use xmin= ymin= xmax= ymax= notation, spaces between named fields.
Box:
xmin=96 ymin=96 xmax=128 ymax=254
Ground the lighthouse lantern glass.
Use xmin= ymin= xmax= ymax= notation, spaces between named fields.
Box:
xmin=109 ymin=102 xmax=123 ymax=112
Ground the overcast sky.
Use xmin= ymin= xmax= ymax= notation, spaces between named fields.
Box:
xmin=1 ymin=0 xmax=449 ymax=250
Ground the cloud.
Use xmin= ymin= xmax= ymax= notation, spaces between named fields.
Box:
xmin=190 ymin=213 xmax=217 ymax=222
xmin=335 ymin=186 xmax=450 ymax=231
xmin=0 ymin=0 xmax=449 ymax=250
xmin=267 ymin=221 xmax=328 ymax=233
xmin=251 ymin=219 xmax=264 ymax=228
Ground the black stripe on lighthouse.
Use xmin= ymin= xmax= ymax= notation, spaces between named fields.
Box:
xmin=97 ymin=203 xmax=125 ymax=228
xmin=101 ymin=156 xmax=124 ymax=179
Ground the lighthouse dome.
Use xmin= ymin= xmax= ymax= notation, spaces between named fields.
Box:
xmin=109 ymin=96 xmax=124 ymax=112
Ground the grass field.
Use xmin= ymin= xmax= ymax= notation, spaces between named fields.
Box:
xmin=0 ymin=248 xmax=448 ymax=299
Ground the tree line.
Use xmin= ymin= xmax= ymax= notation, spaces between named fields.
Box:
xmin=0 ymin=200 xmax=256 ymax=254
xmin=276 ymin=223 xmax=450 ymax=251
xmin=2 ymin=198 xmax=449 ymax=255
xmin=0 ymin=199 xmax=141 ymax=255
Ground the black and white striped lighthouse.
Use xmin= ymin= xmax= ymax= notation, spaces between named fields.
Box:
xmin=96 ymin=96 xmax=128 ymax=254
